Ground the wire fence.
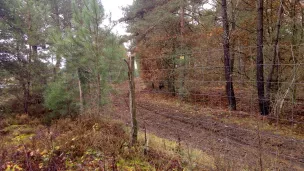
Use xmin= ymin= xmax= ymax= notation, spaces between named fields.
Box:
xmin=109 ymin=44 xmax=304 ymax=170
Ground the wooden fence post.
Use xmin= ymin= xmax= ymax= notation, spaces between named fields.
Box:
xmin=125 ymin=55 xmax=138 ymax=145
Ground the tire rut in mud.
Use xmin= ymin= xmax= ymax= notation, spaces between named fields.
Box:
xmin=136 ymin=102 xmax=304 ymax=169
xmin=109 ymin=92 xmax=304 ymax=170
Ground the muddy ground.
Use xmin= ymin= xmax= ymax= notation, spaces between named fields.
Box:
xmin=108 ymin=80 xmax=304 ymax=170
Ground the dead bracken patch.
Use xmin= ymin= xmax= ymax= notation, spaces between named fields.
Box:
xmin=0 ymin=114 xmax=186 ymax=170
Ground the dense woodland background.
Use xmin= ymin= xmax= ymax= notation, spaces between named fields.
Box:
xmin=122 ymin=0 xmax=304 ymax=117
xmin=0 ymin=0 xmax=129 ymax=121
xmin=1 ymin=0 xmax=303 ymax=118
xmin=0 ymin=0 xmax=304 ymax=170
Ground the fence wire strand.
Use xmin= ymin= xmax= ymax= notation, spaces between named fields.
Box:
xmin=111 ymin=44 xmax=304 ymax=170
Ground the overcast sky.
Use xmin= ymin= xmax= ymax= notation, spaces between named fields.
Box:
xmin=102 ymin=0 xmax=213 ymax=35
xmin=102 ymin=0 xmax=134 ymax=35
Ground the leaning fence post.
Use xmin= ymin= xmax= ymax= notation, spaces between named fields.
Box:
xmin=124 ymin=54 xmax=138 ymax=146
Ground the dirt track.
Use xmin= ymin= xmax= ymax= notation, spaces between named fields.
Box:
xmin=108 ymin=81 xmax=304 ymax=170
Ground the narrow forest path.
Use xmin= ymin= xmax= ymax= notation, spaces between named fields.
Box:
xmin=108 ymin=79 xmax=304 ymax=170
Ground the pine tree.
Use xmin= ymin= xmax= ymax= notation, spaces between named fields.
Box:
xmin=256 ymin=0 xmax=269 ymax=115
xmin=0 ymin=0 xmax=50 ymax=115
xmin=45 ymin=0 xmax=128 ymax=115
xmin=221 ymin=0 xmax=237 ymax=110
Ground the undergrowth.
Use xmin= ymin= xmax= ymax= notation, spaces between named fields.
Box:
xmin=0 ymin=114 xmax=186 ymax=170
xmin=0 ymin=113 xmax=269 ymax=170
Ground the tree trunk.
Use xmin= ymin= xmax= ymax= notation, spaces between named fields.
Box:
xmin=266 ymin=0 xmax=283 ymax=107
xmin=221 ymin=0 xmax=237 ymax=110
xmin=169 ymin=42 xmax=177 ymax=96
xmin=77 ymin=70 xmax=84 ymax=113
xmin=291 ymin=0 xmax=297 ymax=46
xmin=168 ymin=77 xmax=176 ymax=96
xmin=179 ymin=0 xmax=186 ymax=99
xmin=22 ymin=83 xmax=29 ymax=114
xmin=257 ymin=0 xmax=270 ymax=115
xmin=25 ymin=46 xmax=33 ymax=115
xmin=51 ymin=0 xmax=61 ymax=78
xmin=127 ymin=55 xmax=138 ymax=145
xmin=230 ymin=0 xmax=238 ymax=73
xmin=301 ymin=7 xmax=304 ymax=42
xmin=97 ymin=74 xmax=101 ymax=111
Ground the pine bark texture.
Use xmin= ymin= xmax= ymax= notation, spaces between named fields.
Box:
xmin=222 ymin=0 xmax=237 ymax=110
xmin=257 ymin=0 xmax=269 ymax=115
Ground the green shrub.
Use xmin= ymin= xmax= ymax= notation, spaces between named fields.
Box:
xmin=44 ymin=75 xmax=79 ymax=122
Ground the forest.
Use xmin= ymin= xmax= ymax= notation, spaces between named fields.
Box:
xmin=0 ymin=0 xmax=304 ymax=170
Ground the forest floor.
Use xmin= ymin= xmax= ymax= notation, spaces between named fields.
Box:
xmin=108 ymin=78 xmax=304 ymax=170
xmin=0 ymin=114 xmax=190 ymax=170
